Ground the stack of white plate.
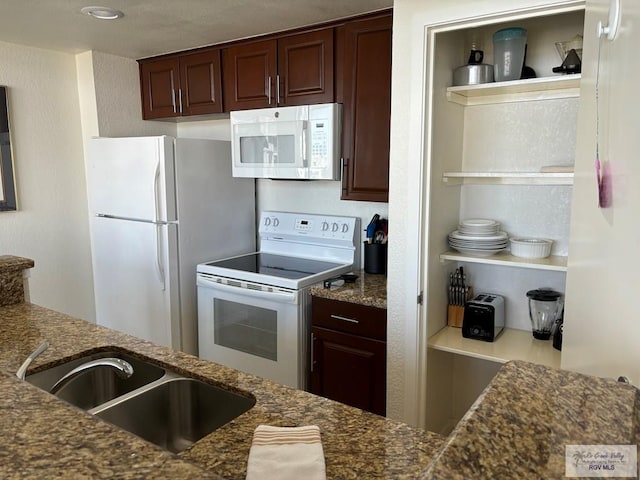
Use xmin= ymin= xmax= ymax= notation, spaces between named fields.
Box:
xmin=448 ymin=219 xmax=508 ymax=257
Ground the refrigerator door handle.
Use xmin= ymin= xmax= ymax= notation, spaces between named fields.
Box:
xmin=155 ymin=224 xmax=166 ymax=291
xmin=95 ymin=214 xmax=174 ymax=225
xmin=153 ymin=159 xmax=161 ymax=223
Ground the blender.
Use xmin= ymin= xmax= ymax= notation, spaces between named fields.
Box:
xmin=526 ymin=288 xmax=563 ymax=340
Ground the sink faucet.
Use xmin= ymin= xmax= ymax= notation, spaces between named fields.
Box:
xmin=49 ymin=358 xmax=134 ymax=395
xmin=16 ymin=341 xmax=49 ymax=381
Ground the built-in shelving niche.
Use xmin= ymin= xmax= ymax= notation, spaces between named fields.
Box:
xmin=423 ymin=3 xmax=584 ymax=435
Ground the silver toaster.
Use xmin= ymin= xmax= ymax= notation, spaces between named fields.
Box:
xmin=462 ymin=293 xmax=505 ymax=342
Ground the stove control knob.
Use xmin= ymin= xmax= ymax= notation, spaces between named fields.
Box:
xmin=321 ymin=221 xmax=329 ymax=231
xmin=273 ymin=218 xmax=280 ymax=227
xmin=341 ymin=223 xmax=349 ymax=233
xmin=331 ymin=222 xmax=339 ymax=232
xmin=264 ymin=217 xmax=271 ymax=227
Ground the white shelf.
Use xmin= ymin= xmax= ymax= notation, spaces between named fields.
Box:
xmin=440 ymin=250 xmax=568 ymax=272
xmin=428 ymin=325 xmax=561 ymax=368
xmin=442 ymin=171 xmax=574 ymax=186
xmin=446 ymin=74 xmax=581 ymax=106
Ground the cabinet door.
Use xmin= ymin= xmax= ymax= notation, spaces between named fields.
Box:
xmin=223 ymin=39 xmax=277 ymax=111
xmin=277 ymin=29 xmax=334 ymax=106
xmin=341 ymin=14 xmax=392 ymax=202
xmin=311 ymin=326 xmax=386 ymax=416
xmin=180 ymin=49 xmax=223 ymax=116
xmin=139 ymin=57 xmax=180 ymax=119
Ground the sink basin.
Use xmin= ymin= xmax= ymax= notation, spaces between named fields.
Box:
xmin=26 ymin=349 xmax=255 ymax=453
xmin=92 ymin=376 xmax=256 ymax=453
xmin=26 ymin=351 xmax=165 ymax=410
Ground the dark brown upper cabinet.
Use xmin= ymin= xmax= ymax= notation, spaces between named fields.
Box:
xmin=222 ymin=28 xmax=334 ymax=111
xmin=339 ymin=13 xmax=392 ymax=202
xmin=139 ymin=48 xmax=223 ymax=120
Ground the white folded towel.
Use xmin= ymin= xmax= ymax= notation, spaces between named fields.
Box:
xmin=246 ymin=425 xmax=326 ymax=480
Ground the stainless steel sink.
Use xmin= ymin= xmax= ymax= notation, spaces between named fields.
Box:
xmin=25 ymin=349 xmax=255 ymax=453
xmin=91 ymin=374 xmax=256 ymax=453
xmin=26 ymin=351 xmax=165 ymax=410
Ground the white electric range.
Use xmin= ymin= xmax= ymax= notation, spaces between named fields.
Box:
xmin=196 ymin=211 xmax=360 ymax=389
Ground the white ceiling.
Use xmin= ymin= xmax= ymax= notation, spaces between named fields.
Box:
xmin=0 ymin=0 xmax=393 ymax=60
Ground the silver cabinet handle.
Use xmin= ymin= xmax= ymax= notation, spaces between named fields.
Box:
xmin=267 ymin=76 xmax=272 ymax=105
xmin=171 ymin=89 xmax=177 ymax=113
xmin=310 ymin=332 xmax=315 ymax=373
xmin=330 ymin=314 xmax=359 ymax=324
xmin=276 ymin=74 xmax=281 ymax=105
xmin=178 ymin=88 xmax=183 ymax=114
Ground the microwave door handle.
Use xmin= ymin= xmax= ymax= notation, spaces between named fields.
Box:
xmin=301 ymin=120 xmax=307 ymax=165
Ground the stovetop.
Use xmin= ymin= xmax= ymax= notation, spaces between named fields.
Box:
xmin=197 ymin=252 xmax=353 ymax=290
xmin=203 ymin=253 xmax=345 ymax=280
xmin=197 ymin=211 xmax=360 ymax=290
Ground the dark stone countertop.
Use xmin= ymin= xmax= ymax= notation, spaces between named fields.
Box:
xmin=422 ymin=360 xmax=639 ymax=479
xmin=0 ymin=255 xmax=35 ymax=272
xmin=310 ymin=271 xmax=387 ymax=309
xmin=0 ymin=302 xmax=443 ymax=479
xmin=3 ymin=291 xmax=638 ymax=479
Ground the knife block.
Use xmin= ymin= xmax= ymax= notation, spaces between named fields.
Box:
xmin=447 ymin=287 xmax=473 ymax=328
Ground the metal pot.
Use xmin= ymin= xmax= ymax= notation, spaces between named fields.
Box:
xmin=452 ymin=64 xmax=494 ymax=86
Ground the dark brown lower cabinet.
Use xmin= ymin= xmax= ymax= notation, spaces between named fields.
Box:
xmin=310 ymin=296 xmax=386 ymax=416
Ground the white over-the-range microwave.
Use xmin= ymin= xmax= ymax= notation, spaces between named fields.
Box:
xmin=230 ymin=103 xmax=341 ymax=180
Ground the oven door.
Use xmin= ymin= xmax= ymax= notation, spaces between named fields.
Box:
xmin=197 ymin=274 xmax=305 ymax=389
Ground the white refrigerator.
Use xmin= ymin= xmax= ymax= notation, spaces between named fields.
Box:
xmin=86 ymin=136 xmax=255 ymax=355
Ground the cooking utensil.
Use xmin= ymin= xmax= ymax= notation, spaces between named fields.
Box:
xmin=365 ymin=214 xmax=380 ymax=244
xmin=447 ymin=267 xmax=473 ymax=328
xmin=509 ymin=237 xmax=552 ymax=258
xmin=447 ymin=267 xmax=469 ymax=306
xmin=452 ymin=48 xmax=494 ymax=86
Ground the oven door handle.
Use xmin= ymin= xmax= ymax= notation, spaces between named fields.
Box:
xmin=197 ymin=276 xmax=298 ymax=303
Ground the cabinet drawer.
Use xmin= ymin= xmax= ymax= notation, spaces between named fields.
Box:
xmin=311 ymin=296 xmax=386 ymax=340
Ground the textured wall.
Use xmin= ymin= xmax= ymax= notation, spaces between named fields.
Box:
xmin=0 ymin=41 xmax=95 ymax=320
xmin=0 ymin=44 xmax=175 ymax=323
xmin=91 ymin=51 xmax=176 ymax=138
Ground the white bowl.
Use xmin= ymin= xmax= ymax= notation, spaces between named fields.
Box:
xmin=509 ymin=237 xmax=552 ymax=259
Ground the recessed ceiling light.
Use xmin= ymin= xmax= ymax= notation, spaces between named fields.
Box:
xmin=81 ymin=6 xmax=124 ymax=20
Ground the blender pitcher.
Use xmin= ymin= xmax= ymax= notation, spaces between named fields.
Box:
xmin=526 ymin=288 xmax=563 ymax=340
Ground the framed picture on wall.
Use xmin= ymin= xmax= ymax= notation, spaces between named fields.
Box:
xmin=0 ymin=86 xmax=17 ymax=211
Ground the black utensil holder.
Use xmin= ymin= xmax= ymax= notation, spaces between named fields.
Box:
xmin=364 ymin=242 xmax=387 ymax=275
